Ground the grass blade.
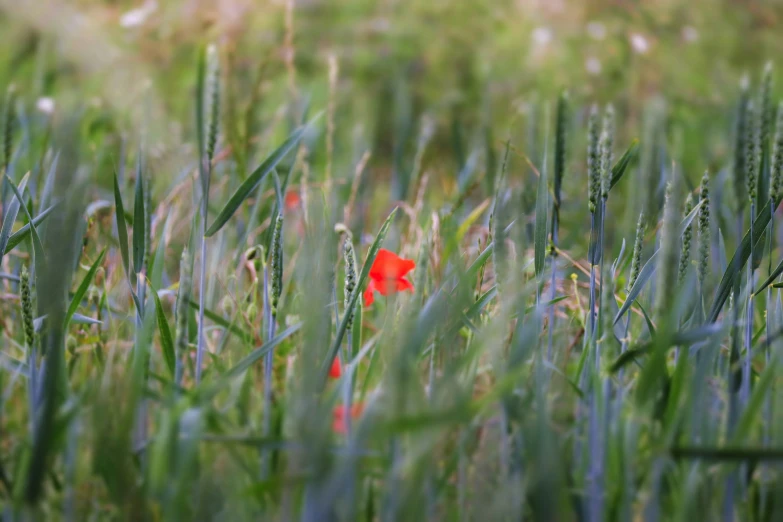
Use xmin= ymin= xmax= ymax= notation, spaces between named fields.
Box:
xmin=195 ymin=323 xmax=302 ymax=403
xmin=205 ymin=122 xmax=314 ymax=237
xmin=4 ymin=204 xmax=56 ymax=254
xmin=608 ymin=139 xmax=640 ymax=192
xmin=113 ymin=167 xmax=131 ymax=280
xmin=132 ymin=158 xmax=145 ymax=274
xmin=534 ymin=154 xmax=548 ymax=280
xmin=147 ymin=278 xmax=176 ymax=378
xmin=0 ymin=172 xmax=30 ymax=265
xmin=5 ymin=174 xmax=44 ymax=262
xmin=732 ymin=355 xmax=777 ymax=442
xmin=64 ymin=248 xmax=106 ymax=328
xmin=671 ymin=446 xmax=783 ymax=462
xmin=708 ymin=200 xmax=772 ymax=322
xmin=186 ymin=298 xmax=251 ymax=342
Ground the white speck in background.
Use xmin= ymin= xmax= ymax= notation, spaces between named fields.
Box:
xmin=587 ymin=22 xmax=606 ymax=41
xmin=120 ymin=1 xmax=157 ymax=29
xmin=585 ymin=57 xmax=602 ymax=76
xmin=531 ymin=27 xmax=553 ymax=49
xmin=629 ymin=33 xmax=650 ymax=54
xmin=36 ymin=97 xmax=55 ymax=115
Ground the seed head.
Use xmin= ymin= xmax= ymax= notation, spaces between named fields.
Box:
xmin=600 ymin=104 xmax=615 ymax=200
xmin=205 ymin=44 xmax=220 ymax=164
xmin=677 ymin=194 xmax=694 ymax=283
xmin=698 ymin=171 xmax=711 ymax=289
xmin=587 ymin=105 xmax=601 ymax=212
xmin=770 ymin=103 xmax=783 ymax=206
xmin=20 ymin=265 xmax=34 ymax=348
xmin=269 ymin=214 xmax=284 ymax=317
xmin=342 ymin=237 xmax=358 ymax=330
xmin=628 ymin=212 xmax=645 ymax=292
xmin=745 ymin=99 xmax=760 ymax=203
xmin=733 ymin=78 xmax=750 ymax=209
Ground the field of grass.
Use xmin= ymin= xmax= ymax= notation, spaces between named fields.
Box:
xmin=4 ymin=1 xmax=783 ymax=521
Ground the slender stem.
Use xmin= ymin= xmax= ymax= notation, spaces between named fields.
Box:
xmin=588 ymin=210 xmax=598 ymax=345
xmin=195 ymin=206 xmax=208 ymax=384
xmin=261 ymin=264 xmax=273 ymax=478
xmin=27 ymin=341 xmax=36 ymax=439
xmin=743 ymin=202 xmax=756 ymax=407
xmin=596 ymin=199 xmax=607 ymax=356
xmin=547 ymin=254 xmax=557 ymax=363
xmin=134 ymin=275 xmax=147 ymax=451
xmin=761 ymin=199 xmax=775 ymax=513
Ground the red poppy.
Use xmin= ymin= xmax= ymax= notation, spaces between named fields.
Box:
xmin=363 ymin=248 xmax=415 ymax=306
xmin=332 ymin=403 xmax=363 ymax=434
xmin=284 ymin=190 xmax=301 ymax=210
xmin=329 ymin=357 xmax=342 ymax=378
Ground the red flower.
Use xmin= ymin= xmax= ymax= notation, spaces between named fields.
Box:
xmin=363 ymin=248 xmax=415 ymax=306
xmin=332 ymin=403 xmax=363 ymax=434
xmin=329 ymin=357 xmax=342 ymax=378
xmin=284 ymin=190 xmax=301 ymax=210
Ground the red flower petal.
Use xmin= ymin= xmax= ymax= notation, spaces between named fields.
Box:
xmin=369 ymin=249 xmax=415 ymax=281
xmin=284 ymin=191 xmax=301 ymax=210
xmin=363 ymin=279 xmax=377 ymax=306
xmin=395 ymin=278 xmax=414 ymax=293
xmin=332 ymin=403 xmax=364 ymax=434
xmin=329 ymin=357 xmax=342 ymax=378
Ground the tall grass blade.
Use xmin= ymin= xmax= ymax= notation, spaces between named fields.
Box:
xmin=64 ymin=248 xmax=106 ymax=328
xmin=708 ymin=200 xmax=772 ymax=322
xmin=0 ymin=171 xmax=30 ymax=265
xmin=206 ymin=122 xmax=314 ymax=236
xmin=113 ymin=168 xmax=131 ymax=280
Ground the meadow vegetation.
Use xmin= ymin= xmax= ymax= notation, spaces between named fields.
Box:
xmin=3 ymin=1 xmax=783 ymax=520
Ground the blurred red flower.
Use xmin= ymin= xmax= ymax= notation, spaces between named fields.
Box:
xmin=363 ymin=249 xmax=415 ymax=306
xmin=284 ymin=190 xmax=301 ymax=210
xmin=332 ymin=403 xmax=363 ymax=434
xmin=329 ymin=357 xmax=341 ymax=378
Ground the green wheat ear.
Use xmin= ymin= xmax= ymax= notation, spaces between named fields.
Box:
xmin=599 ymin=104 xmax=615 ymax=201
xmin=745 ymin=99 xmax=760 ymax=203
xmin=175 ymin=248 xmax=191 ymax=384
xmin=770 ymin=103 xmax=783 ymax=207
xmin=733 ymin=76 xmax=750 ymax=210
xmin=205 ymin=44 xmax=220 ymax=164
xmin=697 ymin=171 xmax=711 ymax=289
xmin=342 ymin=235 xmax=358 ymax=330
xmin=3 ymin=84 xmax=15 ymax=174
xmin=678 ymin=193 xmax=694 ymax=283
xmin=628 ymin=212 xmax=644 ymax=292
xmin=20 ymin=265 xmax=34 ymax=349
xmin=587 ymin=104 xmax=601 ymax=213
xmin=269 ymin=214 xmax=284 ymax=318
